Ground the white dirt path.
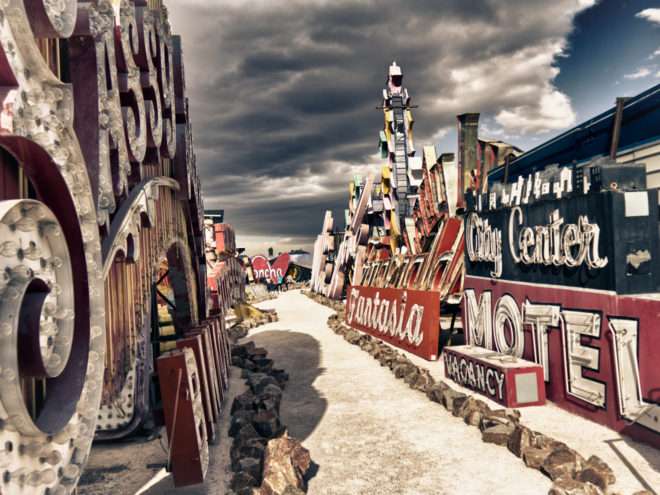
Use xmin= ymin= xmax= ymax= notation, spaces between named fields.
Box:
xmin=246 ymin=291 xmax=552 ymax=495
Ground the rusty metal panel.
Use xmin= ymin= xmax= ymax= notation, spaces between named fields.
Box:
xmin=346 ymin=285 xmax=442 ymax=360
xmin=185 ymin=326 xmax=222 ymax=418
xmin=157 ymin=349 xmax=209 ymax=487
xmin=199 ymin=320 xmax=225 ymax=401
xmin=206 ymin=316 xmax=231 ymax=392
xmin=176 ymin=335 xmax=216 ymax=442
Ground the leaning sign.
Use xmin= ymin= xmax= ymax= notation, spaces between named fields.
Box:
xmin=346 ymin=285 xmax=442 ymax=360
xmin=463 ymin=161 xmax=660 ymax=448
xmin=444 ymin=345 xmax=545 ymax=408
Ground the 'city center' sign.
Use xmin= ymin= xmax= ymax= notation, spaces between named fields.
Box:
xmin=463 ymin=161 xmax=660 ymax=448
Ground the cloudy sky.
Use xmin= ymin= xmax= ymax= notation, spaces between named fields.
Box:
xmin=167 ymin=0 xmax=660 ymax=255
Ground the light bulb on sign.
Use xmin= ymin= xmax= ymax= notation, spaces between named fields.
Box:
xmin=0 ymin=241 xmax=19 ymax=257
xmin=14 ymin=216 xmax=37 ymax=232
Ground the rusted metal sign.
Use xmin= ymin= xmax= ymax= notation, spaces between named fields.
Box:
xmin=444 ymin=345 xmax=545 ymax=408
xmin=157 ymin=349 xmax=209 ymax=487
xmin=176 ymin=335 xmax=216 ymax=442
xmin=346 ymin=285 xmax=442 ymax=360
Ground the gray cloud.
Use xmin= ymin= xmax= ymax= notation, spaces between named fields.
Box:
xmin=167 ymin=0 xmax=594 ymax=254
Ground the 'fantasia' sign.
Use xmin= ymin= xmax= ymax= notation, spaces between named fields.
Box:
xmin=444 ymin=346 xmax=545 ymax=408
xmin=346 ymin=285 xmax=441 ymax=360
xmin=463 ymin=276 xmax=660 ymax=447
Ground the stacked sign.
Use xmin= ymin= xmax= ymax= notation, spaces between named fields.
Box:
xmin=463 ymin=160 xmax=660 ymax=447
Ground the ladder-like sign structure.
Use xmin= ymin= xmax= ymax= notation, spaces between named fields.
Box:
xmin=312 ymin=64 xmax=467 ymax=360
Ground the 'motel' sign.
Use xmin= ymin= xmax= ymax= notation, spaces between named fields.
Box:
xmin=463 ymin=164 xmax=660 ymax=448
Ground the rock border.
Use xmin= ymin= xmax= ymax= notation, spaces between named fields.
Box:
xmin=229 ymin=310 xmax=279 ymax=341
xmin=302 ymin=290 xmax=652 ymax=495
xmin=228 ymin=318 xmax=313 ymax=495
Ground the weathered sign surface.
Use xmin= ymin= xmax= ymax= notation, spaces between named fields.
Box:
xmin=346 ymin=285 xmax=441 ymax=360
xmin=252 ymin=253 xmax=291 ymax=283
xmin=444 ymin=345 xmax=545 ymax=408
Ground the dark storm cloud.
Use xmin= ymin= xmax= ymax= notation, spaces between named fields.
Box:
xmin=167 ymin=0 xmax=595 ymax=254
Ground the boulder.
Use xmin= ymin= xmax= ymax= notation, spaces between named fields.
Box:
xmin=269 ymin=369 xmax=290 ymax=388
xmin=232 ymin=345 xmax=248 ymax=358
xmin=253 ymin=357 xmax=275 ymax=373
xmin=482 ymin=423 xmax=515 ymax=446
xmin=236 ymin=423 xmax=264 ymax=445
xmin=231 ymin=438 xmax=266 ymax=471
xmin=252 ymin=410 xmax=285 ymax=438
xmin=479 ymin=410 xmax=519 ymax=431
xmin=260 ymin=384 xmax=284 ymax=403
xmin=254 ymin=395 xmax=280 ymax=415
xmin=281 ymin=486 xmax=305 ymax=495
xmin=454 ymin=396 xmax=487 ymax=419
xmin=450 ymin=395 xmax=470 ymax=417
xmin=238 ymin=457 xmax=263 ymax=483
xmin=534 ymin=433 xmax=566 ymax=451
xmin=248 ymin=374 xmax=280 ymax=396
xmin=403 ymin=367 xmax=420 ymax=385
xmin=232 ymin=392 xmax=256 ymax=414
xmin=411 ymin=370 xmax=435 ymax=392
xmin=232 ymin=356 xmax=245 ymax=368
xmin=464 ymin=409 xmax=486 ymax=427
xmin=549 ymin=475 xmax=604 ymax=495
xmin=243 ymin=360 xmax=258 ymax=372
xmin=258 ymin=435 xmax=311 ymax=495
xmin=393 ymin=363 xmax=412 ymax=379
xmin=521 ymin=446 xmax=552 ymax=469
xmin=232 ymin=471 xmax=259 ymax=492
xmin=248 ymin=347 xmax=268 ymax=359
xmin=541 ymin=446 xmax=585 ymax=481
xmin=442 ymin=388 xmax=467 ymax=412
xmin=576 ymin=456 xmax=616 ymax=490
xmin=507 ymin=425 xmax=535 ymax=458
xmin=230 ymin=410 xmax=256 ymax=437
xmin=426 ymin=382 xmax=449 ymax=403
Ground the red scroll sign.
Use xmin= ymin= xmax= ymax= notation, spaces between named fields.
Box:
xmin=346 ymin=285 xmax=441 ymax=360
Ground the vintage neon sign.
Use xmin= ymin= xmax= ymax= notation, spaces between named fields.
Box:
xmin=466 ymin=208 xmax=608 ymax=278
xmin=251 ymin=254 xmax=290 ymax=283
xmin=463 ymin=161 xmax=660 ymax=446
xmin=346 ymin=285 xmax=441 ymax=360
xmin=444 ymin=345 xmax=545 ymax=408
xmin=463 ymin=282 xmax=660 ymax=446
